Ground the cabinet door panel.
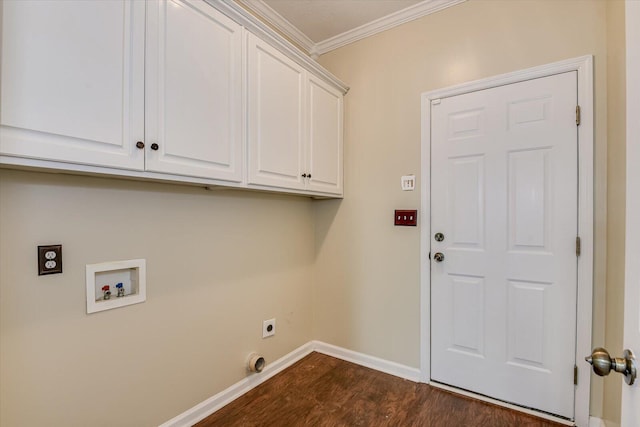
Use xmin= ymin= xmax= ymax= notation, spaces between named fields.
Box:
xmin=308 ymin=77 xmax=343 ymax=195
xmin=145 ymin=0 xmax=242 ymax=181
xmin=247 ymin=34 xmax=305 ymax=189
xmin=0 ymin=0 xmax=144 ymax=169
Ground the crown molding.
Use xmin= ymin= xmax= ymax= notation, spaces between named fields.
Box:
xmin=235 ymin=0 xmax=316 ymax=54
xmin=314 ymin=0 xmax=467 ymax=55
xmin=235 ymin=0 xmax=466 ymax=58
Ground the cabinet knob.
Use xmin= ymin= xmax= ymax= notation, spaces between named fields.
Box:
xmin=302 ymin=173 xmax=307 ymax=178
xmin=307 ymin=174 xmax=311 ymax=178
xmin=150 ymin=143 xmax=159 ymax=151
xmin=136 ymin=141 xmax=145 ymax=149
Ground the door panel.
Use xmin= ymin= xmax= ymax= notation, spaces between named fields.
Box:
xmin=449 ymin=156 xmax=485 ymax=248
xmin=508 ymin=149 xmax=550 ymax=250
xmin=508 ymin=281 xmax=547 ymax=368
xmin=450 ymin=274 xmax=485 ymax=356
xmin=431 ymin=72 xmax=578 ymax=419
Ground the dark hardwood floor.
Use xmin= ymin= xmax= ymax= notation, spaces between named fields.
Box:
xmin=195 ymin=352 xmax=566 ymax=427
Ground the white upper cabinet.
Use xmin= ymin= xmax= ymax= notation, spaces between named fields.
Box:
xmin=0 ymin=0 xmax=145 ymax=170
xmin=247 ymin=34 xmax=344 ymax=196
xmin=247 ymin=34 xmax=306 ymax=191
xmin=307 ymin=76 xmax=343 ymax=195
xmin=0 ymin=0 xmax=346 ymax=197
xmin=145 ymin=1 xmax=243 ymax=182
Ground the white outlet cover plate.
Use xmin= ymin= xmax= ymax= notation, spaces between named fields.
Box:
xmin=262 ymin=318 xmax=276 ymax=338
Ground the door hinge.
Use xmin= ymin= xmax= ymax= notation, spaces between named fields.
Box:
xmin=576 ymin=236 xmax=581 ymax=257
xmin=576 ymin=105 xmax=581 ymax=126
xmin=574 ymin=365 xmax=578 ymax=385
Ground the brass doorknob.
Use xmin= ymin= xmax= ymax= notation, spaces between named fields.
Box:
xmin=585 ymin=347 xmax=637 ymax=385
xmin=433 ymin=252 xmax=445 ymax=262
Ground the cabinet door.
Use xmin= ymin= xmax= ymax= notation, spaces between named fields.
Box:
xmin=145 ymin=0 xmax=243 ymax=182
xmin=307 ymin=76 xmax=343 ymax=195
xmin=0 ymin=0 xmax=145 ymax=170
xmin=247 ymin=34 xmax=305 ymax=190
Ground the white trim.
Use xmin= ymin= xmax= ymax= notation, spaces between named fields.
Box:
xmin=314 ymin=0 xmax=466 ymax=56
xmin=420 ymin=55 xmax=594 ymax=427
xmin=235 ymin=0 xmax=315 ymax=54
xmin=431 ymin=382 xmax=575 ymax=426
xmin=311 ymin=340 xmax=422 ymax=382
xmin=589 ymin=417 xmax=621 ymax=427
xmin=420 ymin=91 xmax=433 ymax=385
xmin=623 ymin=1 xmax=640 ymax=426
xmin=237 ymin=0 xmax=465 ymax=58
xmin=159 ymin=342 xmax=315 ymax=427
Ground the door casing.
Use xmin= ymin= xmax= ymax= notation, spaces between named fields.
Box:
xmin=622 ymin=2 xmax=640 ymax=424
xmin=420 ymin=55 xmax=594 ymax=426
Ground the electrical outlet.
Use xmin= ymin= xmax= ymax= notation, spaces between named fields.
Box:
xmin=262 ymin=318 xmax=276 ymax=338
xmin=38 ymin=244 xmax=63 ymax=275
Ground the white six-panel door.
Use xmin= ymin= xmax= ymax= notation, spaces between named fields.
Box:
xmin=430 ymin=72 xmax=578 ymax=419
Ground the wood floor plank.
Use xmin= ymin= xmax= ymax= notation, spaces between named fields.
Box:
xmin=195 ymin=352 xmax=567 ymax=427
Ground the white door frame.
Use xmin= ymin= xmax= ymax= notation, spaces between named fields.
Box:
xmin=622 ymin=1 xmax=640 ymax=425
xmin=420 ymin=55 xmax=594 ymax=426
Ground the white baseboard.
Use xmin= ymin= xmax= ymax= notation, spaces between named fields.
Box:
xmin=158 ymin=342 xmax=315 ymax=427
xmin=310 ymin=340 xmax=422 ymax=382
xmin=589 ymin=418 xmax=620 ymax=427
xmin=158 ymin=341 xmax=420 ymax=426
